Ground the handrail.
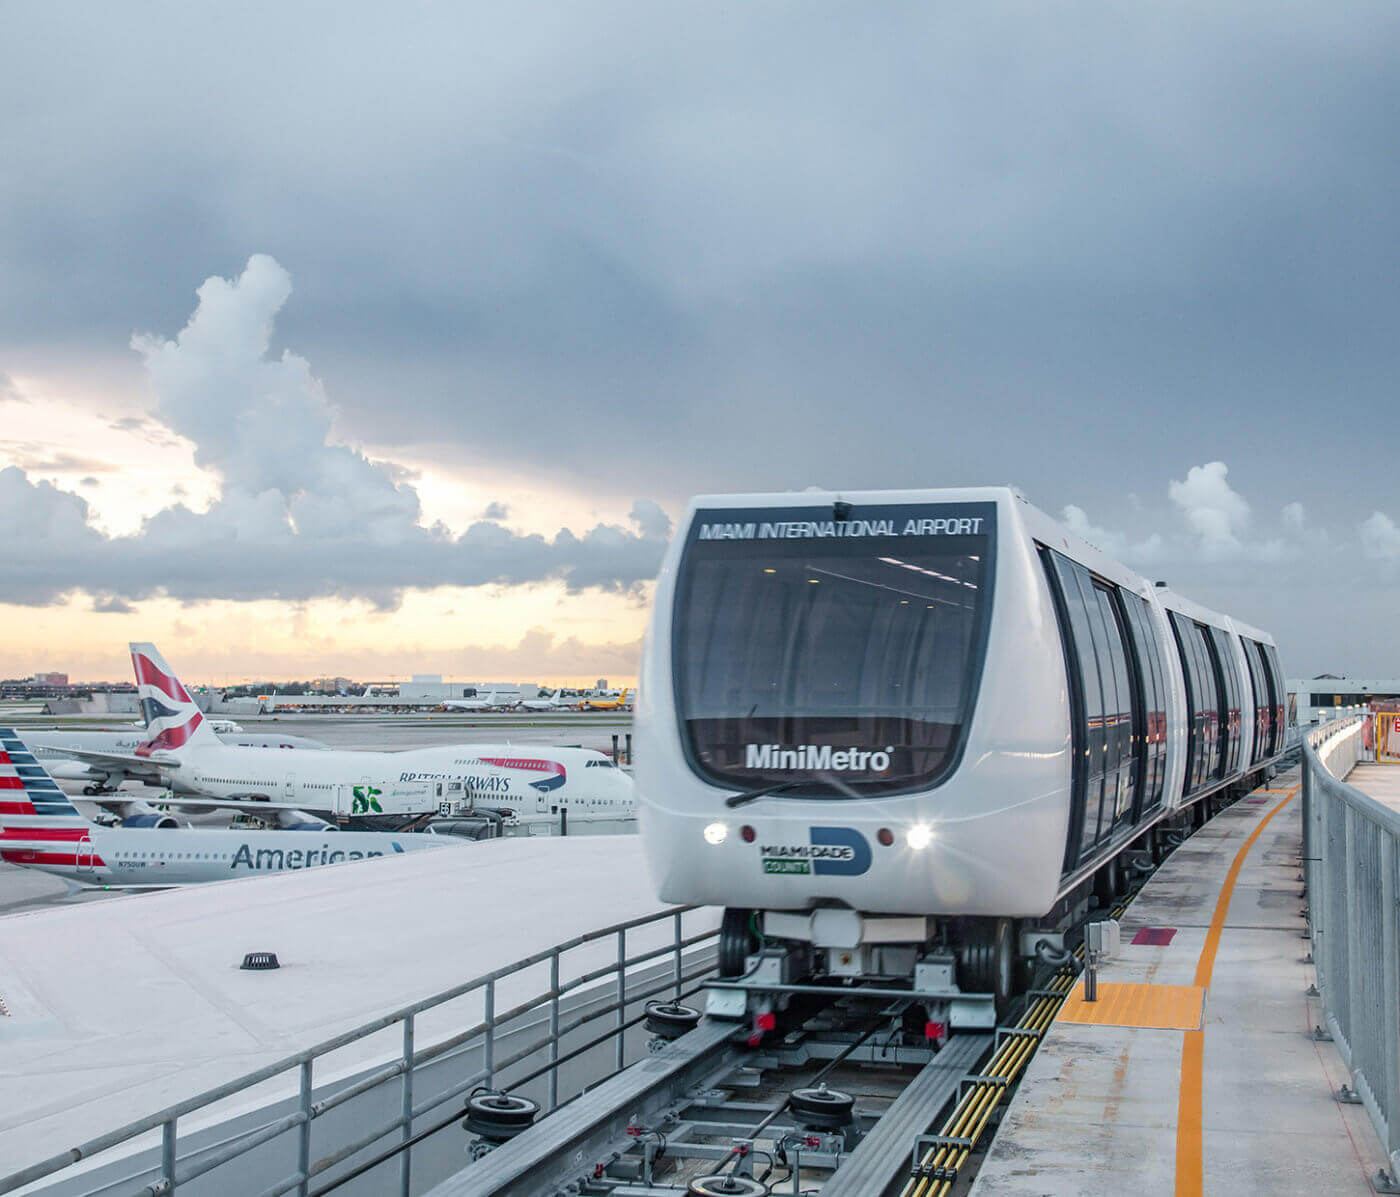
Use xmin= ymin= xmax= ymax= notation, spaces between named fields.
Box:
xmin=0 ymin=904 xmax=718 ymax=1197
xmin=1301 ymin=715 xmax=1400 ymax=1185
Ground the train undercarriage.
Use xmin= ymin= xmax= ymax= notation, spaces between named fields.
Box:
xmin=710 ymin=768 xmax=1280 ymax=1037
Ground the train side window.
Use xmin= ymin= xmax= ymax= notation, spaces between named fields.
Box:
xmin=1263 ymin=644 xmax=1286 ymax=754
xmin=1203 ymin=627 xmax=1240 ymax=778
xmin=1191 ymin=623 xmax=1222 ymax=782
xmin=1122 ymin=596 xmax=1167 ymax=814
xmin=1241 ymin=637 xmax=1266 ymax=765
xmin=1218 ymin=629 xmax=1245 ymax=774
xmin=1169 ymin=612 xmax=1201 ymax=792
xmin=1088 ymin=583 xmax=1136 ymax=840
xmin=1039 ymin=548 xmax=1104 ymax=873
xmin=1259 ymin=641 xmax=1281 ymax=755
xmin=1064 ymin=563 xmax=1111 ymax=860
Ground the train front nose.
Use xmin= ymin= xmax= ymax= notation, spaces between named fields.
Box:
xmin=644 ymin=499 xmax=999 ymax=912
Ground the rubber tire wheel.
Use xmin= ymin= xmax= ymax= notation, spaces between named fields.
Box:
xmin=463 ymin=1093 xmax=539 ymax=1141
xmin=789 ymin=1085 xmax=855 ymax=1130
xmin=718 ymin=908 xmax=756 ymax=978
xmin=687 ymin=1177 xmax=770 ymax=1196
xmin=644 ymin=1001 xmax=701 ymax=1040
xmin=960 ymin=917 xmax=1017 ymax=1014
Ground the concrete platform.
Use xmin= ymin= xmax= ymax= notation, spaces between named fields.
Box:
xmin=973 ymin=770 xmax=1389 ymax=1195
xmin=1350 ymin=762 xmax=1400 ymax=814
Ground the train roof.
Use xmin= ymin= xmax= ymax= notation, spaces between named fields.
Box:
xmin=675 ymin=485 xmax=1276 ymax=647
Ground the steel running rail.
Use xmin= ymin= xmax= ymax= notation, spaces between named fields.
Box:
xmin=0 ymin=905 xmax=717 ymax=1197
xmin=1302 ymin=715 xmax=1400 ymax=1191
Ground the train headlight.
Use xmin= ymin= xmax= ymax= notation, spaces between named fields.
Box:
xmin=906 ymin=824 xmax=934 ymax=851
xmin=703 ymin=822 xmax=728 ymax=846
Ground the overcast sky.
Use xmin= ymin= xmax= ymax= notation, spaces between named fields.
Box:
xmin=3 ymin=2 xmax=1399 ymax=681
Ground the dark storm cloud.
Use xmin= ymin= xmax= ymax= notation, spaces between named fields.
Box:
xmin=3 ymin=2 xmax=1399 ymax=665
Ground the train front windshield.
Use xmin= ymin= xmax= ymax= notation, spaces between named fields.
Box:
xmin=673 ymin=503 xmax=995 ymax=798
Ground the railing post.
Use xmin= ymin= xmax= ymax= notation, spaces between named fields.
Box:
xmin=548 ymin=951 xmax=560 ymax=1111
xmin=673 ymin=910 xmax=683 ymax=1000
xmin=400 ymin=1014 xmax=415 ymax=1197
xmin=1346 ymin=805 xmax=1362 ymax=1063
xmin=297 ymin=1059 xmax=313 ymax=1197
xmin=1382 ymin=833 xmax=1400 ymax=1168
xmin=161 ymin=1118 xmax=177 ymax=1195
xmin=615 ymin=928 xmax=627 ymax=1071
xmin=484 ymin=979 xmax=496 ymax=1090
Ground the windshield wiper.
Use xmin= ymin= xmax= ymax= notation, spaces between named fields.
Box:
xmin=725 ymin=780 xmax=807 ymax=809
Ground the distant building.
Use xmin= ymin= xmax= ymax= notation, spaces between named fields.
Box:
xmin=1288 ymin=676 xmax=1400 ymax=725
xmin=595 ymin=679 xmax=608 ymax=692
xmin=32 ymin=672 xmax=68 ymax=686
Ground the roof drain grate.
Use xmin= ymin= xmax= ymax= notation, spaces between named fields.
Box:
xmin=240 ymin=952 xmax=280 ymax=971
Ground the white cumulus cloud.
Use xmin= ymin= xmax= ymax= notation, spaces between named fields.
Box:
xmin=1167 ymin=461 xmax=1251 ymax=559
xmin=1360 ymin=511 xmax=1400 ymax=560
xmin=0 ymin=256 xmax=673 ymax=608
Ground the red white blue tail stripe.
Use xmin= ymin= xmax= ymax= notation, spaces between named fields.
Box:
xmin=130 ymin=641 xmax=214 ymax=756
xmin=0 ymin=728 xmax=100 ymax=865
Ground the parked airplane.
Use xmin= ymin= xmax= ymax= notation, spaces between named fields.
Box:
xmin=58 ymin=645 xmax=636 ymax=831
xmin=440 ymin=691 xmax=511 ymax=712
xmin=519 ymin=689 xmax=569 ymax=712
xmin=0 ymin=728 xmax=452 ymax=888
xmin=578 ymin=687 xmax=632 ymax=711
xmin=21 ymin=722 xmax=329 ymax=795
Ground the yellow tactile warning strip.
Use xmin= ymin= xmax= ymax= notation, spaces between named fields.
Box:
xmin=1057 ymin=981 xmax=1205 ymax=1030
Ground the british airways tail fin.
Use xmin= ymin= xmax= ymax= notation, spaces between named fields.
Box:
xmin=129 ymin=642 xmax=217 ymax=757
xmin=0 ymin=728 xmax=95 ymax=853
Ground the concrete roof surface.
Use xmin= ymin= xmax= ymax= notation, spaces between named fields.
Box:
xmin=0 ymin=834 xmax=684 ymax=1170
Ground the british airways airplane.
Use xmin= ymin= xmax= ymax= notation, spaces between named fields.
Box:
xmin=54 ymin=644 xmax=636 ymax=832
xmin=0 ymin=728 xmax=452 ymax=887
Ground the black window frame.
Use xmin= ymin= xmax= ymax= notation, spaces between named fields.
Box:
xmin=1171 ymin=611 xmax=1224 ymax=797
xmin=1039 ymin=548 xmax=1148 ymax=876
xmin=1120 ymin=595 xmax=1168 ymax=816
xmin=1262 ymin=644 xmax=1286 ymax=755
xmin=669 ymin=502 xmax=998 ymax=799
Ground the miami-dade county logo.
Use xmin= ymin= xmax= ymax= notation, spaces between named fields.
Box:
xmin=761 ymin=827 xmax=871 ymax=877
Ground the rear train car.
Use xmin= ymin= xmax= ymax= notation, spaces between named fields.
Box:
xmin=634 ymin=487 xmax=1288 ymax=1019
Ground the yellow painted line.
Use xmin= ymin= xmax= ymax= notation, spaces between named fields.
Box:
xmin=1174 ymin=785 xmax=1298 ymax=1196
xmin=1058 ymin=981 xmax=1205 ymax=1030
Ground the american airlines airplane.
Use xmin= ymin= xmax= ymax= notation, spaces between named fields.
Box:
xmin=0 ymin=728 xmax=452 ymax=887
xmin=59 ymin=645 xmax=636 ymax=831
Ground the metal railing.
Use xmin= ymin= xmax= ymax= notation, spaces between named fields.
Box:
xmin=1 ymin=906 xmax=718 ymax=1197
xmin=1302 ymin=716 xmax=1400 ymax=1181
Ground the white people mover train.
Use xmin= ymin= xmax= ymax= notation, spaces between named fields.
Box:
xmin=633 ymin=487 xmax=1288 ymax=1023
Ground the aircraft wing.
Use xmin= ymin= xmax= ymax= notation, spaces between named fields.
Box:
xmin=49 ymin=747 xmax=172 ymax=782
xmin=136 ymin=795 xmax=320 ymax=815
